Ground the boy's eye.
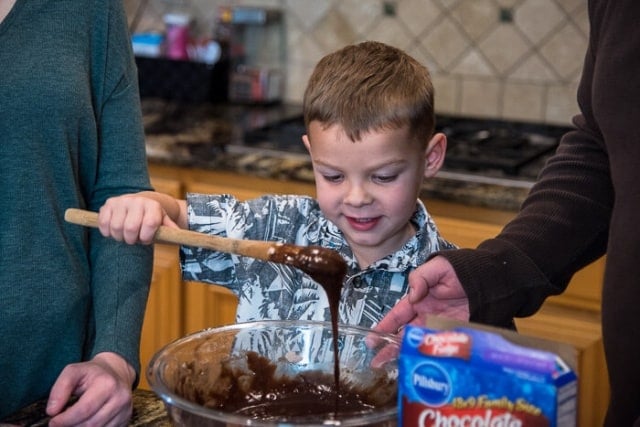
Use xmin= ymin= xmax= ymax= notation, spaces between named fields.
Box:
xmin=322 ymin=174 xmax=343 ymax=183
xmin=373 ymin=174 xmax=398 ymax=183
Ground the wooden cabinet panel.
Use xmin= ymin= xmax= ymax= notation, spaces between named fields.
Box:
xmin=183 ymin=281 xmax=238 ymax=334
xmin=432 ymin=215 xmax=503 ymax=249
xmin=515 ymin=306 xmax=608 ymax=427
xmin=139 ymin=176 xmax=184 ymax=390
xmin=138 ymin=244 xmax=182 ymax=390
xmin=148 ymin=163 xmax=317 ymax=198
xmin=150 ymin=176 xmax=182 ymax=198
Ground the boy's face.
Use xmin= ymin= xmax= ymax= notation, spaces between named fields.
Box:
xmin=303 ymin=121 xmax=446 ymax=267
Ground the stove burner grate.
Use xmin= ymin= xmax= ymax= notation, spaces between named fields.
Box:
xmin=239 ymin=114 xmax=573 ymax=178
xmin=437 ymin=117 xmax=569 ymax=175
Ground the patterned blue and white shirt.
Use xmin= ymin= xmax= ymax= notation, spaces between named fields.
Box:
xmin=181 ymin=193 xmax=456 ymax=328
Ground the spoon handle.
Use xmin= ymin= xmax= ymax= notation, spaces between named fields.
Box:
xmin=64 ymin=208 xmax=276 ymax=261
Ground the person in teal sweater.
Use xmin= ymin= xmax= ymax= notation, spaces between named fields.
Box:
xmin=0 ymin=0 xmax=153 ymax=424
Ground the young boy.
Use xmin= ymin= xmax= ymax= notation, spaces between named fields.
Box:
xmin=98 ymin=41 xmax=454 ymax=328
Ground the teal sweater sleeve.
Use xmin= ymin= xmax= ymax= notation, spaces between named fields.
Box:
xmin=85 ymin=0 xmax=154 ymax=379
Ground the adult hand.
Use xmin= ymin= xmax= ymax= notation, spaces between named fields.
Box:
xmin=46 ymin=352 xmax=136 ymax=427
xmin=375 ymin=255 xmax=470 ymax=334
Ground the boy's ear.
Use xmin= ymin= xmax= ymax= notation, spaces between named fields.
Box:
xmin=423 ymin=132 xmax=447 ymax=178
xmin=302 ymin=134 xmax=311 ymax=152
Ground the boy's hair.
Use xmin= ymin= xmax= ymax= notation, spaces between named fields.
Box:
xmin=303 ymin=41 xmax=435 ymax=144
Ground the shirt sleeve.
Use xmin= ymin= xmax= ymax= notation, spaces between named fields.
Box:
xmin=181 ymin=194 xmax=319 ymax=286
xmin=85 ymin=0 xmax=154 ymax=379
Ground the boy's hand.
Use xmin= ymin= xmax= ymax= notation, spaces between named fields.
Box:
xmin=98 ymin=194 xmax=172 ymax=245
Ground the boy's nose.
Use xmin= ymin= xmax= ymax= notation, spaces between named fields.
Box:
xmin=344 ymin=183 xmax=372 ymax=206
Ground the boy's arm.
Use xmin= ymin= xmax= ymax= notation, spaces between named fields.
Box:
xmin=98 ymin=191 xmax=188 ymax=244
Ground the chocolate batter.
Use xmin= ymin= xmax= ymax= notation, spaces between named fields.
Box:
xmin=172 ymin=350 xmax=396 ymax=422
xmin=268 ymin=244 xmax=347 ymax=393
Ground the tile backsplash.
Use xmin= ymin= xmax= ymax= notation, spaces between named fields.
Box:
xmin=126 ymin=0 xmax=588 ymax=125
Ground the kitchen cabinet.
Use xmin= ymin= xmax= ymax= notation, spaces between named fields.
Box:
xmin=515 ymin=305 xmax=608 ymax=425
xmin=183 ymin=281 xmax=238 ymax=334
xmin=138 ymin=177 xmax=184 ymax=390
xmin=142 ymin=163 xmax=608 ymax=425
xmin=138 ymin=243 xmax=182 ymax=390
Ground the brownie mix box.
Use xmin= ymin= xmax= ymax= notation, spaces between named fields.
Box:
xmin=398 ymin=322 xmax=578 ymax=426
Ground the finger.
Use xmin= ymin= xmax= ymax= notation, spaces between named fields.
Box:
xmin=48 ymin=375 xmax=127 ymax=427
xmin=50 ymin=394 xmax=131 ymax=427
xmin=162 ymin=213 xmax=180 ymax=229
xmin=373 ymin=297 xmax=417 ymax=335
xmin=48 ymin=393 xmax=109 ymax=427
xmin=138 ymin=204 xmax=164 ymax=244
xmin=46 ymin=366 xmax=82 ymax=418
xmin=138 ymin=224 xmax=158 ymax=245
xmin=47 ymin=363 xmax=100 ymax=424
xmin=407 ymin=268 xmax=432 ymax=303
xmin=108 ymin=205 xmax=130 ymax=242
xmin=370 ymin=340 xmax=401 ymax=369
xmin=121 ymin=204 xmax=147 ymax=245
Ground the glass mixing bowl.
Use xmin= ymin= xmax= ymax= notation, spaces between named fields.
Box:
xmin=147 ymin=320 xmax=401 ymax=426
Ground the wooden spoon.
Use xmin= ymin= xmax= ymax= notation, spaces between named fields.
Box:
xmin=66 ymin=207 xmax=347 ymax=393
xmin=64 ymin=208 xmax=347 ymax=285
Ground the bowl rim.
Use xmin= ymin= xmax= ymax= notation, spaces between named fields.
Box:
xmin=146 ymin=319 xmax=401 ymax=426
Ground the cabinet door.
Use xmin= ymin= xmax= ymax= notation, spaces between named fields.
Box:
xmin=138 ymin=244 xmax=182 ymax=390
xmin=546 ymin=258 xmax=604 ymax=311
xmin=151 ymin=176 xmax=183 ymax=198
xmin=432 ymin=215 xmax=503 ymax=249
xmin=515 ymin=306 xmax=608 ymax=427
xmin=139 ymin=177 xmax=184 ymax=390
xmin=183 ymin=281 xmax=239 ymax=334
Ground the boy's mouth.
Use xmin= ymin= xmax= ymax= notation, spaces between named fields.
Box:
xmin=346 ymin=216 xmax=379 ymax=231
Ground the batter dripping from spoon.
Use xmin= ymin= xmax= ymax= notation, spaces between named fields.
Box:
xmin=269 ymin=243 xmax=347 ymax=398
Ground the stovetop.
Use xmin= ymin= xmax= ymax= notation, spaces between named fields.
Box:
xmin=140 ymin=98 xmax=573 ymax=189
xmin=436 ymin=115 xmax=568 ymax=176
xmin=234 ymin=113 xmax=573 ymax=186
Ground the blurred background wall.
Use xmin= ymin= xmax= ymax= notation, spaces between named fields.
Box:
xmin=126 ymin=0 xmax=588 ymax=125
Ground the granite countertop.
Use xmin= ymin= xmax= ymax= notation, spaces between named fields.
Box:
xmin=1 ymin=389 xmax=169 ymax=426
xmin=142 ymin=99 xmax=534 ymax=212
